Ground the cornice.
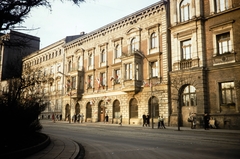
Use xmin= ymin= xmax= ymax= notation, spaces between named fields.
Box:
xmin=64 ymin=1 xmax=166 ymax=50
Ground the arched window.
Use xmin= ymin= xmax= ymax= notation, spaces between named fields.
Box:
xmin=131 ymin=38 xmax=137 ymax=53
xmin=180 ymin=0 xmax=190 ymax=22
xmin=86 ymin=103 xmax=92 ymax=118
xmin=182 ymin=85 xmax=197 ymax=106
xmin=115 ymin=45 xmax=121 ymax=58
xmin=75 ymin=103 xmax=80 ymax=115
xmin=113 ymin=100 xmax=120 ymax=118
xmin=130 ymin=98 xmax=138 ymax=118
xmin=148 ymin=96 xmax=159 ymax=118
xmin=151 ymin=32 xmax=157 ymax=49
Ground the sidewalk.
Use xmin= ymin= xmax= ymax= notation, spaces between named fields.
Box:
xmin=26 ymin=134 xmax=84 ymax=159
xmin=76 ymin=121 xmax=240 ymax=134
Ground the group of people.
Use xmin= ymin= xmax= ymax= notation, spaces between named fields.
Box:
xmin=142 ymin=113 xmax=150 ymax=127
xmin=142 ymin=113 xmax=166 ymax=128
xmin=71 ymin=113 xmax=84 ymax=123
xmin=188 ymin=113 xmax=211 ymax=130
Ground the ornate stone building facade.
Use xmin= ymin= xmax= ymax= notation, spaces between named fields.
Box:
xmin=21 ymin=0 xmax=240 ymax=129
xmin=22 ymin=35 xmax=82 ymax=119
xmin=169 ymin=0 xmax=240 ymax=129
xmin=204 ymin=0 xmax=240 ymax=128
xmin=63 ymin=1 xmax=168 ymax=125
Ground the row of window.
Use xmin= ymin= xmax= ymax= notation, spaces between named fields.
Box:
xmin=180 ymin=0 xmax=231 ymax=23
xmin=180 ymin=32 xmax=232 ymax=61
xmin=182 ymin=82 xmax=235 ymax=107
xmin=27 ymin=49 xmax=62 ymax=67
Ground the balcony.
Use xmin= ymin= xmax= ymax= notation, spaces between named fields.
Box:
xmin=173 ymin=58 xmax=199 ymax=70
xmin=121 ymin=80 xmax=142 ymax=93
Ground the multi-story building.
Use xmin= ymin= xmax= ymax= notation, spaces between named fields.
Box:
xmin=204 ymin=0 xmax=240 ymax=128
xmin=0 ymin=30 xmax=40 ymax=95
xmin=22 ymin=35 xmax=82 ymax=119
xmin=63 ymin=1 xmax=168 ymax=125
xmin=20 ymin=0 xmax=240 ymax=129
xmin=168 ymin=0 xmax=240 ymax=129
xmin=169 ymin=0 xmax=207 ymax=127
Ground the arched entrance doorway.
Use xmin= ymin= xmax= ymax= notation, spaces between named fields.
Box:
xmin=148 ymin=96 xmax=159 ymax=118
xmin=98 ymin=100 xmax=106 ymax=122
xmin=129 ymin=98 xmax=138 ymax=124
xmin=86 ymin=102 xmax=92 ymax=122
xmin=181 ymin=85 xmax=197 ymax=126
xmin=65 ymin=104 xmax=70 ymax=121
xmin=113 ymin=100 xmax=120 ymax=123
xmin=75 ymin=103 xmax=80 ymax=115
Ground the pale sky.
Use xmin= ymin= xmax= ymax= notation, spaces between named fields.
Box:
xmin=19 ymin=0 xmax=160 ymax=49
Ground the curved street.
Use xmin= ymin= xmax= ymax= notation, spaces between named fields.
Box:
xmin=41 ymin=120 xmax=240 ymax=159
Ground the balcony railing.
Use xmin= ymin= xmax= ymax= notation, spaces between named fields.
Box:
xmin=180 ymin=59 xmax=192 ymax=69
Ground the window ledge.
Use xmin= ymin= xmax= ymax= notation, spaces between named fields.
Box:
xmin=213 ymin=53 xmax=236 ymax=66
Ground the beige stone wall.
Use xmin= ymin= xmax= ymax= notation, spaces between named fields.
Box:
xmin=64 ymin=2 xmax=169 ymax=125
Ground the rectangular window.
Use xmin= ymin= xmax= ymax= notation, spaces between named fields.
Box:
xmin=88 ymin=54 xmax=93 ymax=66
xmin=114 ymin=69 xmax=121 ymax=84
xmin=216 ymin=0 xmax=229 ymax=12
xmin=100 ymin=72 xmax=106 ymax=86
xmin=125 ymin=63 xmax=132 ymax=80
xmin=150 ymin=61 xmax=158 ymax=77
xmin=71 ymin=76 xmax=76 ymax=89
xmin=220 ymin=82 xmax=235 ymax=106
xmin=88 ymin=75 xmax=93 ymax=88
xmin=181 ymin=2 xmax=190 ymax=22
xmin=181 ymin=39 xmax=191 ymax=60
xmin=101 ymin=51 xmax=106 ymax=63
xmin=217 ymin=32 xmax=231 ymax=54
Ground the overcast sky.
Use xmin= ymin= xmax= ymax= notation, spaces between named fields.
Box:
xmin=19 ymin=0 xmax=160 ymax=49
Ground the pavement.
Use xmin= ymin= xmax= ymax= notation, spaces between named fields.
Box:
xmin=23 ymin=121 xmax=240 ymax=159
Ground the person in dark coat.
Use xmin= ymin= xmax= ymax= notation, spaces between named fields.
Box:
xmin=142 ymin=114 xmax=146 ymax=127
xmin=204 ymin=113 xmax=210 ymax=130
xmin=105 ymin=114 xmax=109 ymax=123
xmin=146 ymin=113 xmax=150 ymax=127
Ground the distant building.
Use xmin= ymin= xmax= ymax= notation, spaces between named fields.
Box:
xmin=0 ymin=30 xmax=40 ymax=97
xmin=0 ymin=30 xmax=40 ymax=81
xmin=22 ymin=34 xmax=83 ymax=119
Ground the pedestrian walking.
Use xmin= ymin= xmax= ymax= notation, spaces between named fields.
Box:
xmin=189 ymin=113 xmax=196 ymax=129
xmin=142 ymin=114 xmax=146 ymax=127
xmin=146 ymin=113 xmax=150 ymax=127
xmin=52 ymin=113 xmax=55 ymax=123
xmin=80 ymin=113 xmax=84 ymax=123
xmin=60 ymin=114 xmax=62 ymax=121
xmin=204 ymin=113 xmax=210 ymax=130
xmin=119 ymin=114 xmax=122 ymax=126
xmin=77 ymin=114 xmax=80 ymax=123
xmin=160 ymin=115 xmax=166 ymax=129
xmin=158 ymin=116 xmax=161 ymax=129
xmin=105 ymin=114 xmax=109 ymax=123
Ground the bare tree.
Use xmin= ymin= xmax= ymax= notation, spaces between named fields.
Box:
xmin=0 ymin=0 xmax=85 ymax=31
xmin=170 ymin=71 xmax=197 ymax=131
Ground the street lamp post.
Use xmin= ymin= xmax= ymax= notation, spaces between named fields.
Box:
xmin=135 ymin=51 xmax=154 ymax=129
xmin=58 ymin=71 xmax=71 ymax=123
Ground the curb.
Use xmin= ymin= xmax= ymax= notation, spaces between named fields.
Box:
xmin=75 ymin=142 xmax=85 ymax=159
xmin=0 ymin=133 xmax=50 ymax=159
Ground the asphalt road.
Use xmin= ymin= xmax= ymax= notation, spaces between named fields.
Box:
xmin=41 ymin=120 xmax=240 ymax=159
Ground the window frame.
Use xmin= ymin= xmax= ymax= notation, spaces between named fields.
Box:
xmin=220 ymin=82 xmax=236 ymax=106
xmin=181 ymin=39 xmax=192 ymax=60
xmin=125 ymin=63 xmax=133 ymax=80
xmin=180 ymin=0 xmax=190 ymax=22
